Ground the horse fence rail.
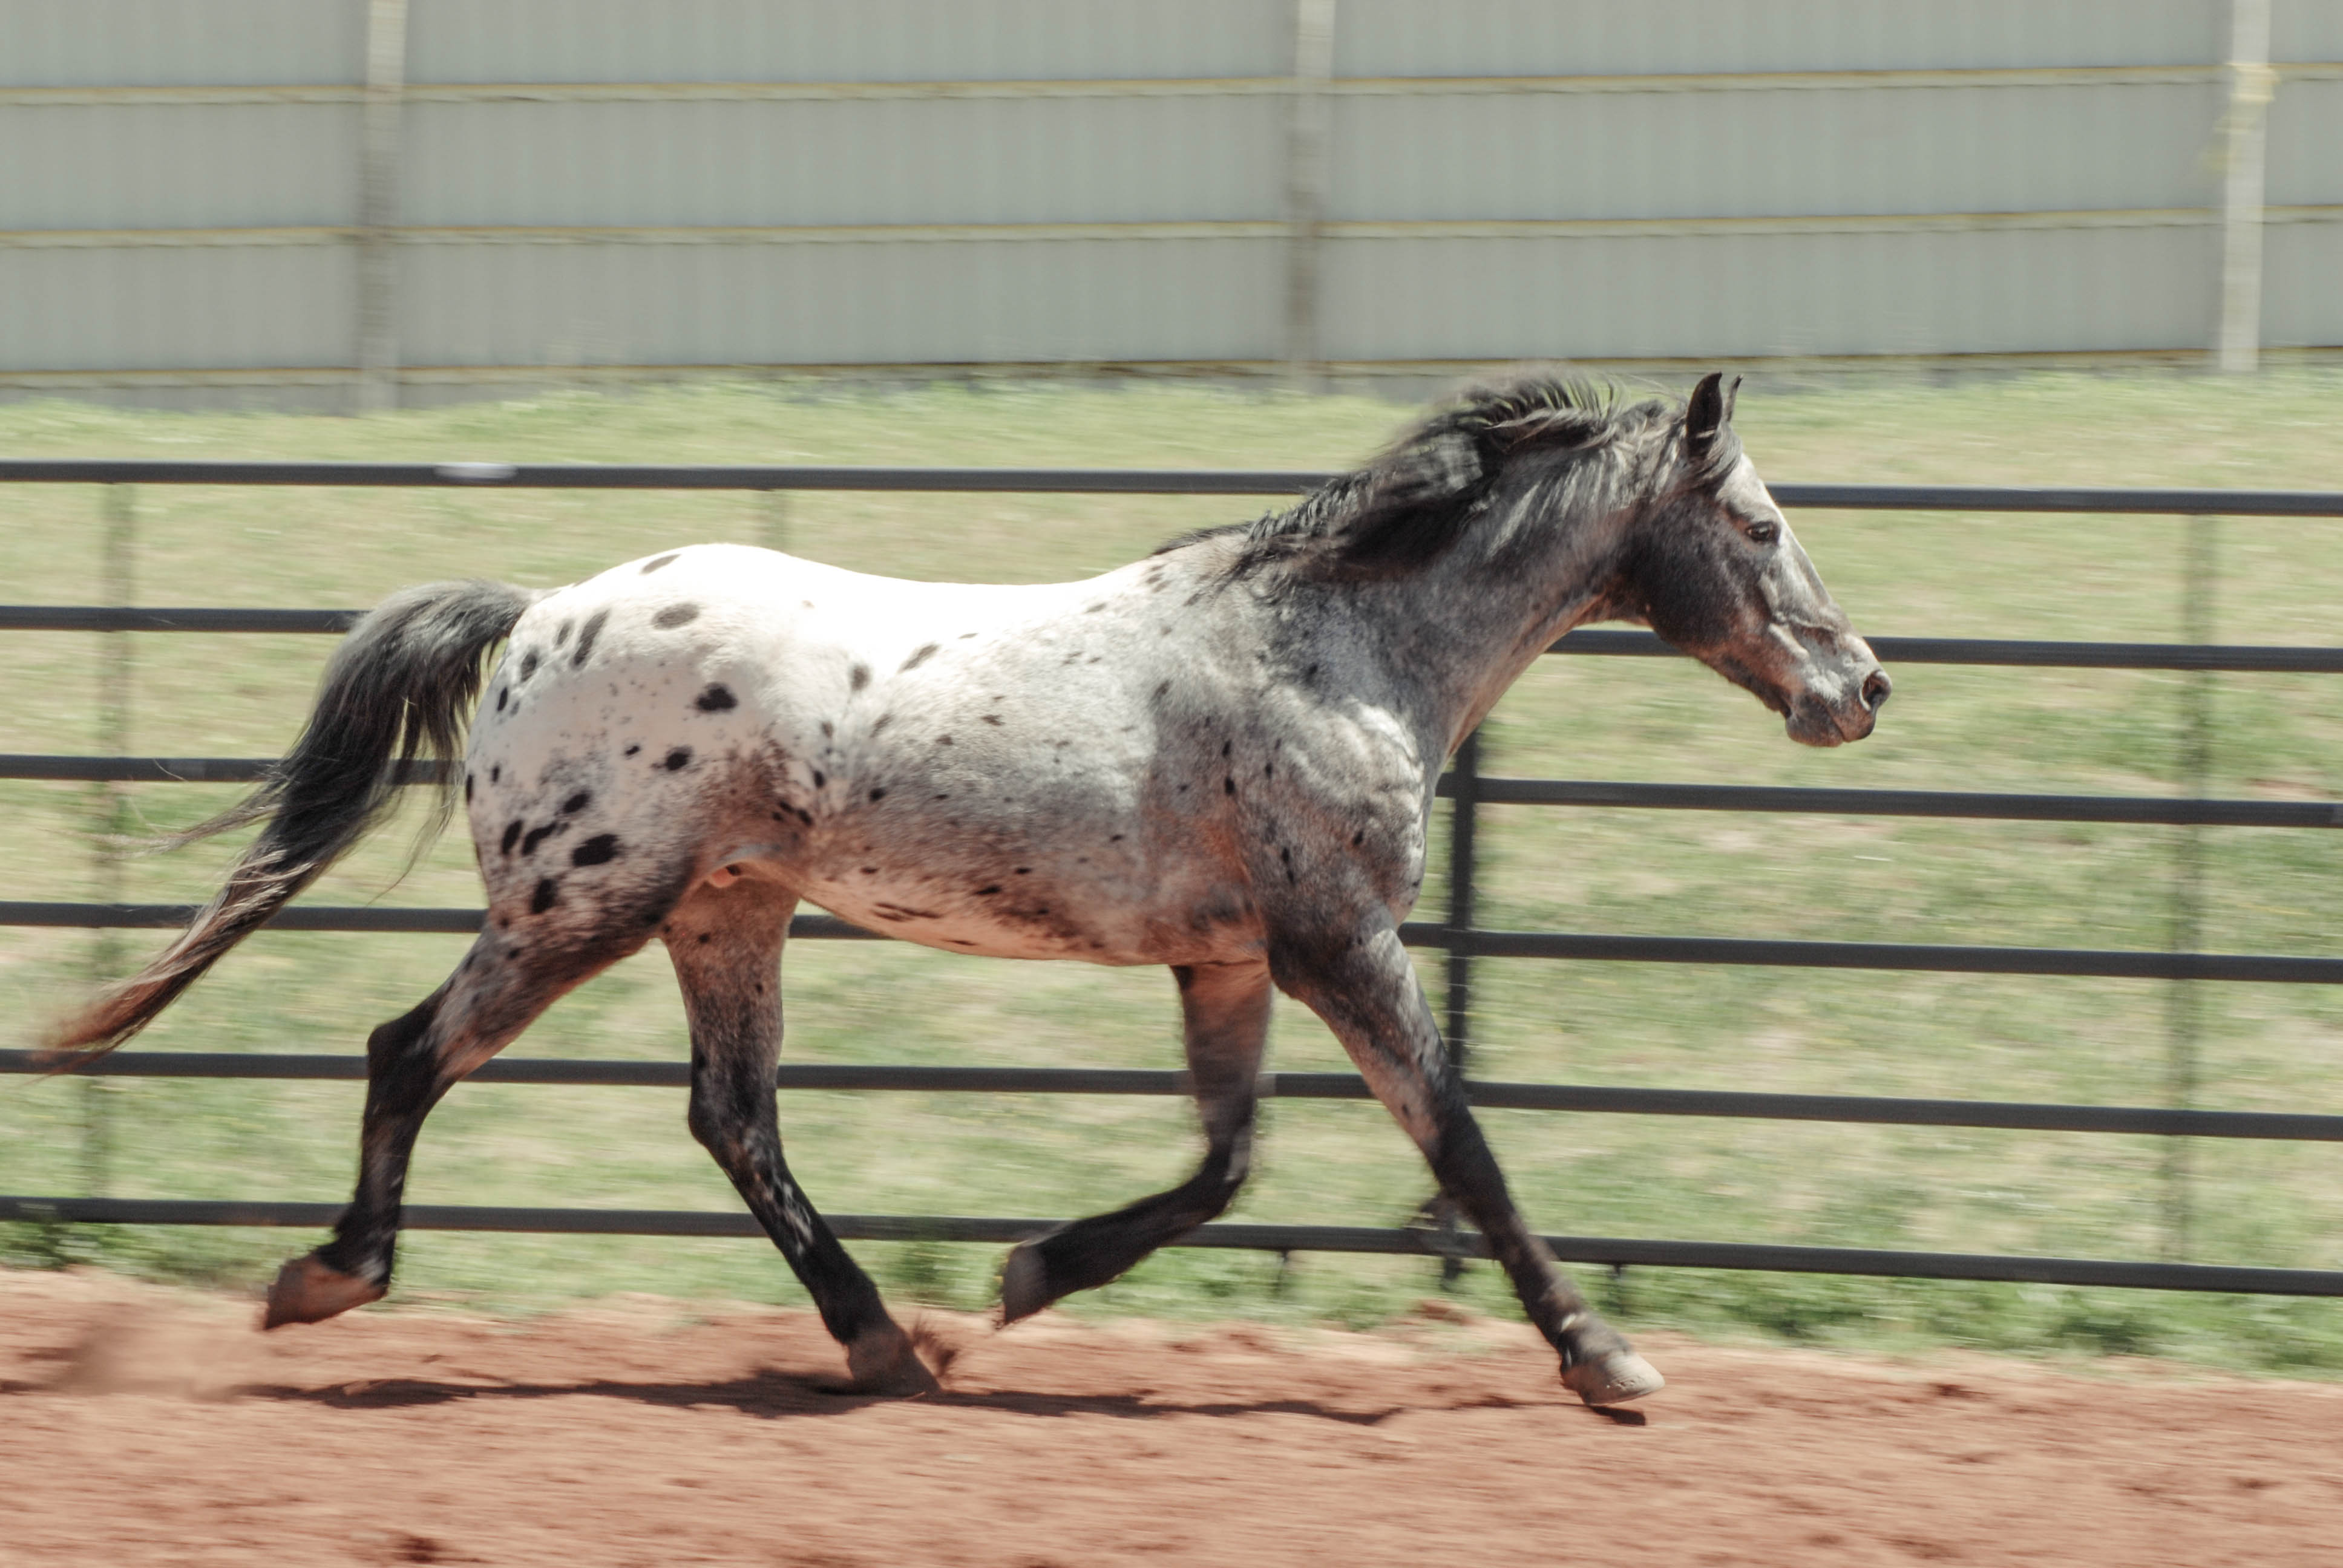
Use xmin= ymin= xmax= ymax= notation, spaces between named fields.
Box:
xmin=5 ymin=465 xmax=2343 ymax=1298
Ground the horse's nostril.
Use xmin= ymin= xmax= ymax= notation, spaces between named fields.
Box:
xmin=1861 ymin=670 xmax=1893 ymax=711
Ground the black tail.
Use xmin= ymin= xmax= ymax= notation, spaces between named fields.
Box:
xmin=43 ymin=579 xmax=540 ymax=1062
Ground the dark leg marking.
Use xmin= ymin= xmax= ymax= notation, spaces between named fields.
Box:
xmin=266 ymin=907 xmax=671 ymax=1330
xmin=1267 ymin=923 xmax=1659 ymax=1406
xmin=1001 ymin=961 xmax=1271 ymax=1322
xmin=667 ymin=886 xmax=934 ymax=1394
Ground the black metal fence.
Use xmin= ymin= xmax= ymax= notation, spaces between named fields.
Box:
xmin=5 ymin=461 xmax=2343 ymax=1298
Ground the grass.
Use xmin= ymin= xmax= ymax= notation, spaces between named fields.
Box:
xmin=4 ymin=371 xmax=2343 ymax=1373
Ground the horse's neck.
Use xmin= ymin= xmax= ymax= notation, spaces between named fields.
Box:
xmin=1380 ymin=489 xmax=1627 ymax=753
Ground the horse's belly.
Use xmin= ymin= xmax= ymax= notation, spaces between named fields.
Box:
xmin=798 ymin=870 xmax=1257 ymax=969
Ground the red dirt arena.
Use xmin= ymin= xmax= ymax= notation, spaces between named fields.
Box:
xmin=1 ymin=1268 xmax=2338 ymax=1567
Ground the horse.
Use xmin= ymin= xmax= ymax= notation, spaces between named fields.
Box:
xmin=45 ymin=371 xmax=1888 ymax=1405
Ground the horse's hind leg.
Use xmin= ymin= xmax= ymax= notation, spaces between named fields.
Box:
xmin=264 ymin=923 xmax=647 ymax=1327
xmin=1000 ymin=959 xmax=1271 ymax=1322
xmin=663 ymin=881 xmax=936 ymax=1396
xmin=1269 ymin=921 xmax=1662 ymax=1407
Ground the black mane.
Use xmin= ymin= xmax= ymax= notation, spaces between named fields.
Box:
xmin=1162 ymin=373 xmax=1738 ymax=580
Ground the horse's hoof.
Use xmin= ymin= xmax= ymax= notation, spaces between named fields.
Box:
xmin=260 ymin=1253 xmax=385 ymax=1330
xmin=1562 ymin=1348 xmax=1665 ymax=1407
xmin=845 ymin=1327 xmax=941 ymax=1397
xmin=998 ymin=1241 xmax=1051 ymax=1325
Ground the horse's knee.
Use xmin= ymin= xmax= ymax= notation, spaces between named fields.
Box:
xmin=685 ymin=1088 xmax=730 ymax=1154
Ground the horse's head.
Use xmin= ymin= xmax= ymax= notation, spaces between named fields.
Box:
xmin=1610 ymin=373 xmax=1889 ymax=747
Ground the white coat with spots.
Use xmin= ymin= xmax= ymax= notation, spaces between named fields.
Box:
xmin=48 ymin=374 xmax=1888 ymax=1405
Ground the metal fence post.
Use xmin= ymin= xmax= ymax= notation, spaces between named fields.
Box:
xmin=758 ymin=489 xmax=790 ymax=552
xmin=1445 ymin=728 xmax=1481 ymax=1072
xmin=1281 ymin=0 xmax=1336 ymax=390
xmin=2163 ymin=514 xmax=2219 ymax=1258
xmin=83 ymin=485 xmax=139 ymax=1197
xmin=1424 ymin=727 xmax=1483 ymax=1285
xmin=356 ymin=0 xmax=410 ymax=413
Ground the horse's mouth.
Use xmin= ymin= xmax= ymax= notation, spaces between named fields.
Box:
xmin=1714 ymin=655 xmax=1794 ymax=719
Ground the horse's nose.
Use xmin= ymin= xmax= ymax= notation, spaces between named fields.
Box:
xmin=1861 ymin=668 xmax=1893 ymax=711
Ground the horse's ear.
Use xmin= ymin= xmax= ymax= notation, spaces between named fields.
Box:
xmin=1685 ymin=371 xmax=1730 ymax=460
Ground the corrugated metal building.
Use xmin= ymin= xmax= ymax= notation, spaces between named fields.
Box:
xmin=2 ymin=1 xmax=2337 ymax=408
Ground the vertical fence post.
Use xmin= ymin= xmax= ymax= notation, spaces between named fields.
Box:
xmin=2215 ymin=0 xmax=2273 ymax=374
xmin=1423 ymin=727 xmax=1483 ymax=1285
xmin=84 ymin=485 xmax=139 ymax=1198
xmin=356 ymin=0 xmax=410 ymax=413
xmin=1445 ymin=728 xmax=1481 ymax=1073
xmin=758 ymin=489 xmax=790 ymax=553
xmin=1282 ymin=0 xmax=1336 ymax=390
xmin=2163 ymin=514 xmax=2218 ymax=1259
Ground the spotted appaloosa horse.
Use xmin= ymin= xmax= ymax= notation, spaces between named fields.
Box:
xmin=47 ymin=371 xmax=1887 ymax=1405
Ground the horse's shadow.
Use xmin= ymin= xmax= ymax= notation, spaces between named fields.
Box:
xmin=235 ymin=1367 xmax=1516 ymax=1426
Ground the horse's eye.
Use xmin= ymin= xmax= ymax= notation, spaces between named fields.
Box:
xmin=1745 ymin=520 xmax=1780 ymax=546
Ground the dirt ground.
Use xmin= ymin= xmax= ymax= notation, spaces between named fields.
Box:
xmin=2 ymin=1269 xmax=2339 ymax=1566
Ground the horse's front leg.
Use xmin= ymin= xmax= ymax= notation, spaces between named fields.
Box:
xmin=1269 ymin=919 xmax=1662 ymax=1406
xmin=663 ymin=881 xmax=937 ymax=1396
xmin=1000 ymin=958 xmax=1271 ymax=1321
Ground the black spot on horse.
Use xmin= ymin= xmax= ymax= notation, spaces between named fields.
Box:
xmin=1224 ymin=776 xmax=1236 ymax=794
xmin=652 ymin=603 xmax=700 ymax=630
xmin=641 ymin=553 xmax=680 ymax=574
xmin=555 ymin=620 xmax=572 ymax=647
xmin=935 ymin=734 xmax=953 ymax=746
xmin=850 ymin=663 xmax=871 ymax=693
xmin=663 ymin=747 xmax=692 ymax=771
xmin=572 ymin=607 xmax=609 ymax=667
xmin=530 ymin=878 xmax=559 ymax=915
xmin=811 ymin=771 xmax=825 ymax=788
xmin=1263 ymin=762 xmax=1274 ymax=778
xmin=1152 ymin=680 xmax=1171 ymax=701
xmin=519 ymin=651 xmax=539 ymax=681
xmin=490 ymin=765 xmax=500 ymax=783
xmin=500 ymin=820 xmax=523 ymax=856
xmin=981 ymin=714 xmax=1003 ymax=726
xmin=624 ymin=743 xmax=640 ymax=756
xmin=571 ymin=834 xmax=620 ymax=867
xmin=871 ymin=713 xmax=893 ymax=734
xmin=695 ymin=683 xmax=737 ymax=713
xmin=464 ymin=773 xmax=474 ymax=803
xmin=494 ymin=687 xmax=508 ymax=712
xmin=1221 ymin=740 xmax=1231 ymax=757
xmin=522 ymin=823 xmax=559 ymax=856
xmin=975 ymin=885 xmax=1001 ymax=896
xmin=562 ymin=791 xmax=591 ymax=814
xmin=868 ymin=787 xmax=886 ymax=802
xmin=900 ymin=643 xmax=939 ymax=673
